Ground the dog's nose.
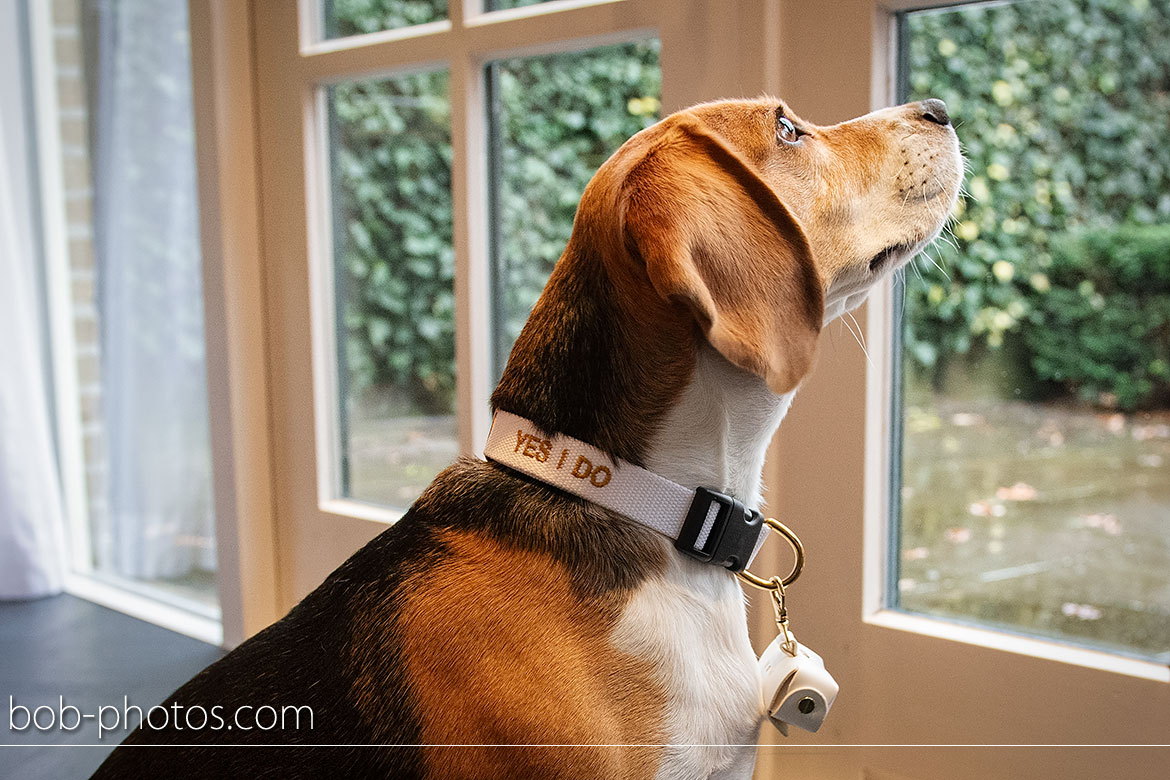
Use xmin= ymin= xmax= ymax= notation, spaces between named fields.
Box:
xmin=919 ymin=98 xmax=950 ymax=126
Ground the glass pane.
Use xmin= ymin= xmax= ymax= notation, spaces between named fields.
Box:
xmin=328 ymin=71 xmax=455 ymax=510
xmin=30 ymin=0 xmax=219 ymax=612
xmin=321 ymin=0 xmax=447 ymax=39
xmin=486 ymin=0 xmax=554 ymax=10
xmin=894 ymin=0 xmax=1170 ymax=662
xmin=487 ymin=40 xmax=662 ymax=378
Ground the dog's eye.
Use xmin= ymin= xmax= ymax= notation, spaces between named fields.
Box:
xmin=776 ymin=115 xmax=800 ymax=144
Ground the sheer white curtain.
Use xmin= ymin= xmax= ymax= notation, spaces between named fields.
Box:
xmin=89 ymin=0 xmax=215 ymax=582
xmin=0 ymin=8 xmax=67 ymax=598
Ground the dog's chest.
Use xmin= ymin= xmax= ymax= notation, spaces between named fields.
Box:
xmin=610 ymin=557 xmax=762 ymax=780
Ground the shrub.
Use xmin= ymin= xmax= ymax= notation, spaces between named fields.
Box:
xmin=903 ymin=0 xmax=1170 ymax=390
xmin=330 ymin=25 xmax=659 ymax=412
xmin=489 ymin=42 xmax=662 ymax=374
xmin=331 ymin=72 xmax=455 ymax=414
xmin=1024 ymin=225 xmax=1170 ymax=409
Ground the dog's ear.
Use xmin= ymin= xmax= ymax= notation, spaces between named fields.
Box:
xmin=622 ymin=117 xmax=824 ymax=395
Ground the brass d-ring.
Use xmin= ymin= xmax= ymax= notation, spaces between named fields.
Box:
xmin=737 ymin=517 xmax=805 ymax=591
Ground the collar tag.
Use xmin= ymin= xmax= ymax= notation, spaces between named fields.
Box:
xmin=483 ymin=411 xmax=767 ymax=571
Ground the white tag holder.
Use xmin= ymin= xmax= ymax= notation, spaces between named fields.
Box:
xmin=759 ymin=634 xmax=839 ymax=735
xmin=736 ymin=531 xmax=840 ymax=736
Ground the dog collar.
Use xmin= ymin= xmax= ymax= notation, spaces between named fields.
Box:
xmin=483 ymin=410 xmax=769 ymax=571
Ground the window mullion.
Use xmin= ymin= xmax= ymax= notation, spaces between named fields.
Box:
xmin=450 ymin=31 xmax=493 ymax=457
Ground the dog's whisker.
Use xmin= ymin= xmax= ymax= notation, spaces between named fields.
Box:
xmin=909 ymin=257 xmax=925 ymax=282
xmin=841 ymin=310 xmax=874 ymax=368
xmin=921 ymin=246 xmax=951 ymax=281
xmin=846 ymin=309 xmax=867 ymax=352
xmin=844 ymin=310 xmax=874 ymax=367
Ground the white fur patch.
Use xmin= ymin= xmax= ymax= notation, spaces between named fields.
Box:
xmin=617 ymin=347 xmax=799 ymax=779
xmin=610 ymin=548 xmax=763 ymax=780
xmin=644 ymin=345 xmax=794 ymax=511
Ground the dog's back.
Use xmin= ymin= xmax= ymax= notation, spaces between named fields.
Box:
xmin=91 ymin=458 xmax=668 ymax=779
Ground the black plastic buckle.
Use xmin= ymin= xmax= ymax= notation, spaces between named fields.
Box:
xmin=674 ymin=487 xmax=765 ymax=573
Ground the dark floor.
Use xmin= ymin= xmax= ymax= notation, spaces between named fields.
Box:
xmin=0 ymin=594 xmax=224 ymax=779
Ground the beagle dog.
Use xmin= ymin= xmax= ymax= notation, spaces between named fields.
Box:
xmin=91 ymin=97 xmax=961 ymax=779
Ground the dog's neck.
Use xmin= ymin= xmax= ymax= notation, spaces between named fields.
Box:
xmin=492 ymin=243 xmax=695 ymax=465
xmin=644 ymin=345 xmax=795 ymax=508
xmin=493 ymin=242 xmax=795 ymax=512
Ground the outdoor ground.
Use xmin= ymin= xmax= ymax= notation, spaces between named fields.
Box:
xmin=900 ymin=396 xmax=1170 ymax=662
xmin=348 ymin=405 xmax=458 ymax=510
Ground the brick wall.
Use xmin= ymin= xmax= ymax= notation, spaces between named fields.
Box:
xmin=51 ymin=0 xmax=107 ymax=559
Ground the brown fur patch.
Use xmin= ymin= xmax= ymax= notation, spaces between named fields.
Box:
xmin=393 ymin=529 xmax=664 ymax=779
xmin=490 ymin=239 xmax=696 ymax=466
xmin=621 ymin=117 xmax=824 ymax=395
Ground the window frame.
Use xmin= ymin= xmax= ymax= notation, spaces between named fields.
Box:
xmin=296 ymin=0 xmax=668 ymax=528
xmin=875 ymin=1 xmax=1170 ymax=681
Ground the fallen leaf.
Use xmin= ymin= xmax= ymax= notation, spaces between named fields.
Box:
xmin=1105 ymin=413 xmax=1125 ymax=434
xmin=951 ymin=412 xmax=985 ymax=427
xmin=996 ymin=482 xmax=1038 ymax=501
xmin=1061 ymin=602 xmax=1103 ymax=620
xmin=1132 ymin=424 xmax=1170 ymax=441
xmin=968 ymin=501 xmax=1006 ymax=518
xmin=945 ymin=527 xmax=972 ymax=543
xmin=1079 ymin=513 xmax=1122 ymax=535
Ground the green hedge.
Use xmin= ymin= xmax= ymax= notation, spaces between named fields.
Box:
xmin=489 ymin=42 xmax=662 ymax=374
xmin=1025 ymin=225 xmax=1170 ymax=409
xmin=331 ymin=72 xmax=455 ymax=414
xmin=329 ymin=20 xmax=658 ymax=413
xmin=324 ymin=0 xmax=445 ymax=37
xmin=904 ymin=0 xmax=1170 ymax=399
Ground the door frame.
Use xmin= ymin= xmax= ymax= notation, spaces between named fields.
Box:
xmin=192 ymin=0 xmax=1170 ymax=769
xmin=246 ymin=0 xmax=787 ymax=608
xmin=190 ymin=0 xmax=280 ymax=647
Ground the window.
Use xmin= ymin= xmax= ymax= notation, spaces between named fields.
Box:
xmin=893 ymin=0 xmax=1170 ymax=662
xmin=487 ymin=40 xmax=662 ymax=380
xmin=25 ymin=0 xmax=218 ymax=626
xmin=315 ymin=2 xmax=663 ymax=513
xmin=757 ymin=1 xmax=1167 ymax=763
xmin=251 ymin=0 xmax=760 ymax=600
xmin=486 ymin=0 xmax=557 ymax=10
xmin=321 ymin=0 xmax=448 ymax=39
xmin=328 ymin=69 xmax=456 ymax=509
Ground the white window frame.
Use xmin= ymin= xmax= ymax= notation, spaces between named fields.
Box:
xmin=864 ymin=0 xmax=1170 ymax=684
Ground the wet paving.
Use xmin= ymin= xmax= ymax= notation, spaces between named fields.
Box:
xmin=899 ymin=398 xmax=1170 ymax=662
